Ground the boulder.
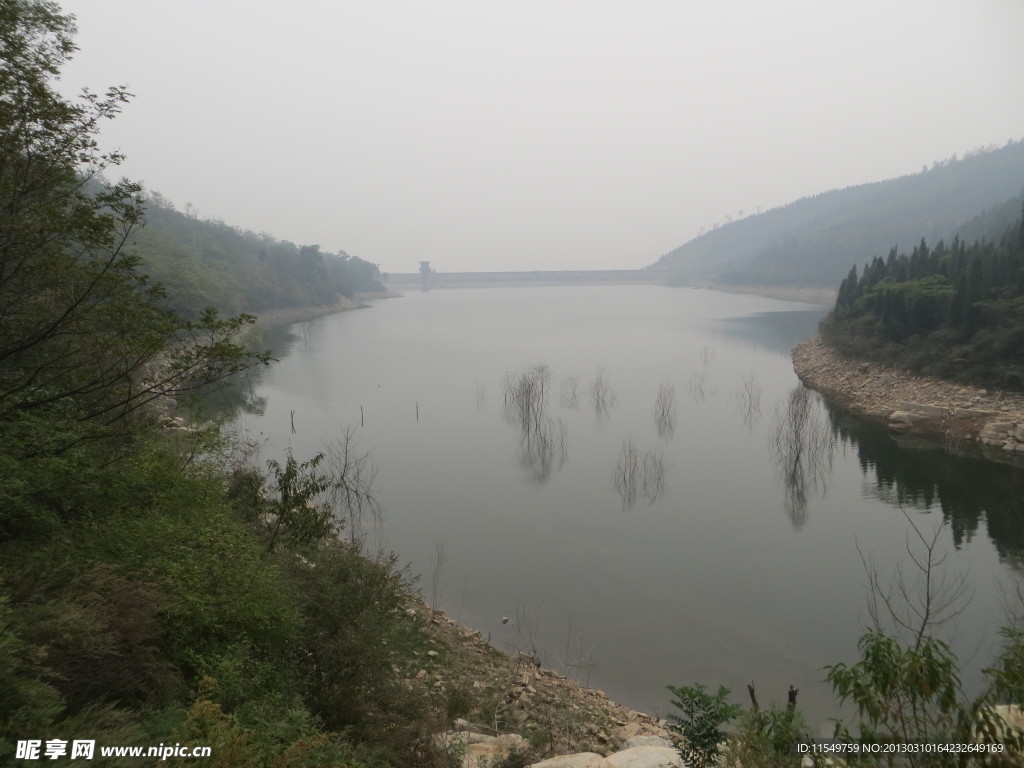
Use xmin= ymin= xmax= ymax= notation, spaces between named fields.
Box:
xmin=530 ymin=754 xmax=613 ymax=768
xmin=953 ymin=408 xmax=997 ymax=418
xmin=982 ymin=420 xmax=1016 ymax=435
xmin=605 ymin=746 xmax=685 ymax=768
xmin=620 ymin=736 xmax=674 ymax=750
xmin=992 ymin=704 xmax=1024 ymax=731
xmin=440 ymin=731 xmax=530 ymax=768
xmin=898 ymin=402 xmax=946 ymax=417
xmin=618 ymin=723 xmax=646 ymax=742
xmin=465 ymin=734 xmax=528 ymax=767
xmin=889 ymin=411 xmax=924 ymax=425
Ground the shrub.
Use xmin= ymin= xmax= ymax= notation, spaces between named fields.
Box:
xmin=721 ymin=706 xmax=811 ymax=768
xmin=666 ymin=683 xmax=742 ymax=766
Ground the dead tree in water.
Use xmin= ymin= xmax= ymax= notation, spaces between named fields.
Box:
xmin=654 ymin=381 xmax=677 ymax=438
xmin=590 ymin=366 xmax=617 ymax=416
xmin=768 ymin=386 xmax=835 ymax=528
xmin=613 ymin=436 xmax=666 ymax=510
xmin=502 ymin=364 xmax=567 ymax=484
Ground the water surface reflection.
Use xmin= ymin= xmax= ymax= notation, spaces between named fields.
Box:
xmin=234 ymin=286 xmax=1024 ymax=726
xmin=825 ymin=401 xmax=1024 ymax=566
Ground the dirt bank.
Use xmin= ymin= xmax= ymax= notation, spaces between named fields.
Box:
xmin=412 ymin=601 xmax=680 ymax=760
xmin=792 ymin=335 xmax=1024 ymax=460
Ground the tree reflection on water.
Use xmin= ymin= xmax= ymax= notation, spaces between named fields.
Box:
xmin=824 ymin=400 xmax=1024 ymax=567
xmin=768 ymin=385 xmax=836 ymax=529
xmin=612 ymin=435 xmax=666 ymax=511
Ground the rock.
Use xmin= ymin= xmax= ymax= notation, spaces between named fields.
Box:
xmin=953 ymin=408 xmax=997 ymax=418
xmin=440 ymin=731 xmax=530 ymax=768
xmin=983 ymin=420 xmax=1016 ymax=434
xmin=898 ymin=401 xmax=946 ymax=416
xmin=1015 ymin=426 xmax=1024 ymax=442
xmin=465 ymin=734 xmax=529 ymax=767
xmin=618 ymin=722 xmax=646 ymax=742
xmin=605 ymin=746 xmax=685 ymax=768
xmin=889 ymin=411 xmax=924 ymax=425
xmin=415 ymin=669 xmax=427 ymax=679
xmin=620 ymin=736 xmax=674 ymax=750
xmin=992 ymin=704 xmax=1024 ymax=732
xmin=426 ymin=650 xmax=439 ymax=657
xmin=530 ymin=753 xmax=612 ymax=768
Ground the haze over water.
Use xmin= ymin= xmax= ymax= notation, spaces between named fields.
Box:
xmin=237 ymin=285 xmax=1023 ymax=729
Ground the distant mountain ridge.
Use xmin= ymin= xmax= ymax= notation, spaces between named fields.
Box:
xmin=657 ymin=140 xmax=1024 ymax=288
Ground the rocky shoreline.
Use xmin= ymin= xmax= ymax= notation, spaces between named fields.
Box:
xmin=416 ymin=604 xmax=686 ymax=767
xmin=792 ymin=335 xmax=1024 ymax=464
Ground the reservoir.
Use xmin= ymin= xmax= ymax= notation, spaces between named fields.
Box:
xmin=236 ymin=284 xmax=1024 ymax=730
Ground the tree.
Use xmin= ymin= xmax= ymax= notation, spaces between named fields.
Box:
xmin=0 ymin=0 xmax=268 ymax=446
xmin=666 ymin=683 xmax=742 ymax=767
xmin=825 ymin=508 xmax=1024 ymax=766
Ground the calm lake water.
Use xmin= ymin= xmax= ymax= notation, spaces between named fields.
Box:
xmin=235 ymin=284 xmax=1024 ymax=731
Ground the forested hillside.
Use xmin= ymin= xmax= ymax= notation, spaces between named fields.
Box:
xmin=0 ymin=5 xmax=454 ymax=766
xmin=658 ymin=141 xmax=1024 ymax=289
xmin=130 ymin=192 xmax=384 ymax=320
xmin=819 ymin=198 xmax=1024 ymax=388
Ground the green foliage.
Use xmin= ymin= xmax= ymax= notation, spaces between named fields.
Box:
xmin=823 ymin=628 xmax=1024 ymax=766
xmin=264 ymin=452 xmax=335 ymax=553
xmin=822 ymin=205 xmax=1024 ymax=388
xmin=0 ymin=5 xmax=466 ymax=767
xmin=721 ymin=707 xmax=811 ymax=768
xmin=135 ymin=195 xmax=385 ymax=320
xmin=826 ymin=632 xmax=962 ymax=748
xmin=666 ymin=683 xmax=742 ymax=766
xmin=0 ymin=594 xmax=63 ymax=749
xmin=288 ymin=546 xmax=429 ymax=733
xmin=0 ymin=1 xmax=271 ymax=451
xmin=990 ymin=627 xmax=1024 ymax=704
xmin=16 ymin=565 xmax=185 ymax=711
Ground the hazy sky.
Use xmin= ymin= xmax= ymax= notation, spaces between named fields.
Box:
xmin=62 ymin=1 xmax=1024 ymax=273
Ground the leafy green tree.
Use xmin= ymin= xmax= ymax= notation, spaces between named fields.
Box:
xmin=666 ymin=683 xmax=742 ymax=767
xmin=824 ymin=509 xmax=1024 ymax=766
xmin=264 ymin=451 xmax=334 ymax=553
xmin=0 ymin=0 xmax=268 ymax=445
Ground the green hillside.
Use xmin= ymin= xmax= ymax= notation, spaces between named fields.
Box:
xmin=820 ymin=198 xmax=1024 ymax=388
xmin=130 ymin=193 xmax=384 ymax=321
xmin=658 ymin=141 xmax=1024 ymax=289
xmin=0 ymin=5 xmax=452 ymax=766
